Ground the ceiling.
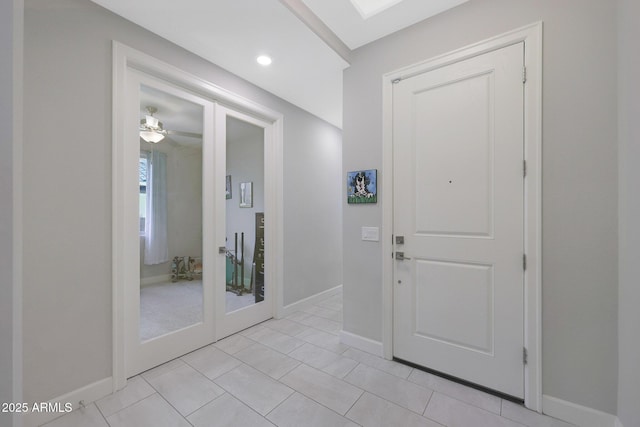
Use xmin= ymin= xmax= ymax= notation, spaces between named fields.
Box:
xmin=93 ymin=0 xmax=468 ymax=129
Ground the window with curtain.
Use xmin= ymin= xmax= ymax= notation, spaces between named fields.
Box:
xmin=142 ymin=150 xmax=169 ymax=265
xmin=139 ymin=151 xmax=149 ymax=234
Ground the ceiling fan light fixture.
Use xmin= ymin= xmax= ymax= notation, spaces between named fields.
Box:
xmin=140 ymin=106 xmax=166 ymax=143
xmin=145 ymin=115 xmax=159 ymax=128
xmin=140 ymin=130 xmax=165 ymax=143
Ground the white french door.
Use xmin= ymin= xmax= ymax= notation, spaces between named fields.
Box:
xmin=123 ymin=79 xmax=276 ymax=376
xmin=124 ymin=71 xmax=218 ymax=377
xmin=113 ymin=42 xmax=285 ymax=389
xmin=392 ymin=42 xmax=525 ymax=398
xmin=215 ymin=105 xmax=274 ymax=339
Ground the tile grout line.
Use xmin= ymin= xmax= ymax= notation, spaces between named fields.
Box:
xmin=93 ymin=402 xmax=110 ymax=427
xmin=140 ymin=369 xmax=212 ymax=423
xmin=407 ymin=373 xmax=504 ymax=415
xmin=422 ymin=387 xmax=435 ymax=418
xmin=262 ymin=389 xmax=296 ymax=419
xmin=343 ymin=363 xmax=436 ymax=416
xmin=277 ymin=364 xmax=367 ymax=424
xmin=338 ymin=357 xmax=360 ymax=379
xmin=96 ymin=377 xmax=157 ymax=421
xmin=212 ymin=366 xmax=295 ymax=420
xmin=182 ymin=387 xmax=226 ymax=419
xmin=342 ymin=388 xmax=366 ymax=421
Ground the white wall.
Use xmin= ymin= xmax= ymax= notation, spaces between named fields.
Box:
xmin=22 ymin=0 xmax=342 ymax=405
xmin=342 ymin=0 xmax=618 ymax=415
xmin=617 ymin=0 xmax=640 ymax=425
xmin=226 ymin=123 xmax=265 ymax=286
xmin=1 ymin=2 xmax=22 ymax=426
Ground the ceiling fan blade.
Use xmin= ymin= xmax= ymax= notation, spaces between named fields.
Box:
xmin=166 ymin=129 xmax=203 ymax=139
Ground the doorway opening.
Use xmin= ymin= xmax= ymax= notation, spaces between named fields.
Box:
xmin=113 ymin=42 xmax=284 ymax=390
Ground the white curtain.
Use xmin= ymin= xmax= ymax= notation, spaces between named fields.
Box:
xmin=144 ymin=150 xmax=169 ymax=265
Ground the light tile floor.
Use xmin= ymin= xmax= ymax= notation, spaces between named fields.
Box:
xmin=43 ymin=293 xmax=575 ymax=427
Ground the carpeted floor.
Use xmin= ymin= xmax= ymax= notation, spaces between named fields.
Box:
xmin=139 ymin=281 xmax=256 ymax=341
xmin=140 ymin=280 xmax=204 ymax=341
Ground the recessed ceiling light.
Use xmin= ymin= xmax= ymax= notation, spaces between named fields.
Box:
xmin=257 ymin=55 xmax=272 ymax=66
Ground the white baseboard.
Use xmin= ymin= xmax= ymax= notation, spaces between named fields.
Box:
xmin=23 ymin=377 xmax=113 ymax=427
xmin=542 ymin=395 xmax=621 ymax=427
xmin=279 ymin=285 xmax=342 ymax=318
xmin=615 ymin=418 xmax=624 ymax=427
xmin=339 ymin=330 xmax=384 ymax=357
xmin=140 ymin=274 xmax=171 ymax=286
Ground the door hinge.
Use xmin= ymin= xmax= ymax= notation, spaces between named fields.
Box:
xmin=523 ymin=66 xmax=527 ymax=84
xmin=523 ymin=160 xmax=527 ymax=178
xmin=523 ymin=254 xmax=527 ymax=271
xmin=523 ymin=347 xmax=528 ymax=365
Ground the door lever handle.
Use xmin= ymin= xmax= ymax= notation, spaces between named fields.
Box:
xmin=395 ymin=252 xmax=411 ymax=261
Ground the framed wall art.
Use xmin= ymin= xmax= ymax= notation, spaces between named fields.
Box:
xmin=347 ymin=169 xmax=377 ymax=204
xmin=239 ymin=181 xmax=253 ymax=208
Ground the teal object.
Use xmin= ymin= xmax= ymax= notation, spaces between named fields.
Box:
xmin=226 ymin=256 xmax=233 ymax=284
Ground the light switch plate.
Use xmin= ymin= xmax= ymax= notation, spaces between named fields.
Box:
xmin=361 ymin=227 xmax=380 ymax=242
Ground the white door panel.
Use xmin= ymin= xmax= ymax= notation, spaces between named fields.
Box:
xmin=215 ymin=106 xmax=274 ymax=339
xmin=414 ymin=72 xmax=494 ymax=237
xmin=414 ymin=259 xmax=494 ymax=353
xmin=393 ymin=43 xmax=525 ymax=398
xmin=124 ymin=75 xmax=275 ymax=376
xmin=125 ymin=71 xmax=216 ymax=377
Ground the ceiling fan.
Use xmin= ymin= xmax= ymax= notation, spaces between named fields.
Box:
xmin=139 ymin=106 xmax=202 ymax=143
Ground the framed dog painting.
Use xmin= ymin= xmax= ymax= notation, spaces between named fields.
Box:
xmin=347 ymin=169 xmax=377 ymax=204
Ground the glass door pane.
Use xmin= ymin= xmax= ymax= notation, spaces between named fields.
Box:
xmin=139 ymin=84 xmax=204 ymax=341
xmin=225 ymin=116 xmax=265 ymax=313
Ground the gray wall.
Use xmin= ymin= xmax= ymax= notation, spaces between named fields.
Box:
xmin=1 ymin=2 xmax=21 ymax=426
xmin=23 ymin=0 xmax=342 ymax=404
xmin=226 ymin=125 xmax=265 ymax=286
xmin=140 ymin=143 xmax=204 ymax=281
xmin=0 ymin=1 xmax=15 ymax=422
xmin=617 ymin=0 xmax=640 ymax=425
xmin=284 ymin=116 xmax=343 ymax=305
xmin=342 ymin=0 xmax=618 ymax=415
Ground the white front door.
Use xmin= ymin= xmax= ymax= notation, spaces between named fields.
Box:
xmin=392 ymin=42 xmax=525 ymax=398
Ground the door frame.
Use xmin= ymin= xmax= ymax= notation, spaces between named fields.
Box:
xmin=112 ymin=42 xmax=284 ymax=391
xmin=381 ymin=22 xmax=542 ymax=411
